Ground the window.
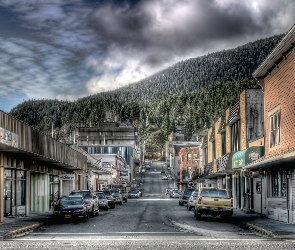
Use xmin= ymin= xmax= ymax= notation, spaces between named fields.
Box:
xmin=193 ymin=154 xmax=198 ymax=162
xmin=221 ymin=132 xmax=226 ymax=155
xmin=203 ymin=147 xmax=208 ymax=165
xmin=188 ymin=154 xmax=192 ymax=161
xmin=212 ymin=140 xmax=216 ymax=159
xmin=269 ymin=111 xmax=281 ymax=148
xmin=268 ymin=170 xmax=287 ymax=197
xmin=230 ymin=120 xmax=240 ymax=152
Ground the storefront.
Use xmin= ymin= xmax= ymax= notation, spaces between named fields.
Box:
xmin=232 ymin=146 xmax=264 ymax=212
xmin=4 ymin=168 xmax=26 ymax=217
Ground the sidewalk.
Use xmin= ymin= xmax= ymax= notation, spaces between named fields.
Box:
xmin=232 ymin=209 xmax=295 ymax=239
xmin=1 ymin=209 xmax=295 ymax=240
xmin=0 ymin=212 xmax=52 ymax=240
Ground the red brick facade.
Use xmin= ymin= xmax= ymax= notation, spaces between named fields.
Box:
xmin=263 ymin=49 xmax=295 ymax=156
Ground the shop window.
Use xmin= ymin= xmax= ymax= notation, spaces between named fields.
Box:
xmin=268 ymin=171 xmax=287 ymax=197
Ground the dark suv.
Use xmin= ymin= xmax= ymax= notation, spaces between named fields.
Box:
xmin=69 ymin=190 xmax=99 ymax=217
xmin=179 ymin=188 xmax=196 ymax=206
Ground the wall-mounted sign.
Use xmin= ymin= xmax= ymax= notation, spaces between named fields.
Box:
xmin=59 ymin=174 xmax=75 ymax=180
xmin=0 ymin=127 xmax=18 ymax=148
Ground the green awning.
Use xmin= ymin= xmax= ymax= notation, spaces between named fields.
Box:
xmin=232 ymin=146 xmax=265 ymax=169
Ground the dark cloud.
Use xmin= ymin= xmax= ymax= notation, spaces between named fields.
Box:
xmin=0 ymin=0 xmax=294 ymax=112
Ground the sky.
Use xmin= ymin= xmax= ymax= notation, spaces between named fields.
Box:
xmin=0 ymin=0 xmax=294 ymax=113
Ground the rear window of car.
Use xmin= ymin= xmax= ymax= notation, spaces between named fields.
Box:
xmin=201 ymin=189 xmax=228 ymax=198
xmin=95 ymin=193 xmax=105 ymax=199
xmin=102 ymin=190 xmax=111 ymax=195
xmin=184 ymin=189 xmax=194 ymax=195
xmin=70 ymin=191 xmax=91 ymax=198
xmin=59 ymin=196 xmax=83 ymax=206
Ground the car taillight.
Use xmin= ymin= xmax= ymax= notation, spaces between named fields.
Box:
xmin=197 ymin=197 xmax=202 ymax=204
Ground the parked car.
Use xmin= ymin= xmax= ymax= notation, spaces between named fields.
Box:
xmin=194 ymin=188 xmax=233 ymax=220
xmin=169 ymin=189 xmax=181 ymax=198
xmin=179 ymin=188 xmax=196 ymax=206
xmin=162 ymin=175 xmax=168 ymax=180
xmin=137 ymin=189 xmax=143 ymax=197
xmin=101 ymin=190 xmax=115 ymax=209
xmin=120 ymin=190 xmax=128 ymax=203
xmin=53 ymin=195 xmax=88 ymax=222
xmin=165 ymin=187 xmax=173 ymax=195
xmin=128 ymin=190 xmax=140 ymax=198
xmin=69 ymin=190 xmax=99 ymax=217
xmin=95 ymin=191 xmax=108 ymax=211
xmin=111 ymin=189 xmax=123 ymax=205
xmin=186 ymin=191 xmax=199 ymax=211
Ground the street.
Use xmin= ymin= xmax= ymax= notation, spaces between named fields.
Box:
xmin=2 ymin=161 xmax=295 ymax=249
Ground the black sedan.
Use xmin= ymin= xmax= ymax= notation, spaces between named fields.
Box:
xmin=53 ymin=195 xmax=88 ymax=222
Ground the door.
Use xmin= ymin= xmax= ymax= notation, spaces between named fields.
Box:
xmin=4 ymin=179 xmax=12 ymax=216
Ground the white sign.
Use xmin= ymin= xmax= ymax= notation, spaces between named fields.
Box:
xmin=59 ymin=174 xmax=75 ymax=180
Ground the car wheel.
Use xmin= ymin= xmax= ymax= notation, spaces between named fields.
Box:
xmin=119 ymin=201 xmax=123 ymax=205
xmin=180 ymin=202 xmax=183 ymax=206
xmin=83 ymin=213 xmax=88 ymax=222
xmin=188 ymin=206 xmax=192 ymax=211
xmin=111 ymin=203 xmax=115 ymax=209
xmin=105 ymin=206 xmax=108 ymax=211
xmin=90 ymin=206 xmax=95 ymax=218
xmin=195 ymin=210 xmax=201 ymax=220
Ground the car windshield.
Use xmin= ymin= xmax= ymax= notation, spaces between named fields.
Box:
xmin=96 ymin=193 xmax=105 ymax=199
xmin=59 ymin=197 xmax=83 ymax=206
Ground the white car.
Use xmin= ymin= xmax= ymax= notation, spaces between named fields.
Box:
xmin=162 ymin=175 xmax=168 ymax=180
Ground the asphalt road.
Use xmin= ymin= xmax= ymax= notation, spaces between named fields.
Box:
xmin=3 ymin=161 xmax=295 ymax=249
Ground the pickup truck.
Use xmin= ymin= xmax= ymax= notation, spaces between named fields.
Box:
xmin=194 ymin=188 xmax=233 ymax=220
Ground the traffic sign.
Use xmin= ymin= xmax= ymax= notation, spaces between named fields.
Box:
xmin=188 ymin=180 xmax=194 ymax=186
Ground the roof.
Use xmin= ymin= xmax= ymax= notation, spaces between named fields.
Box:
xmin=253 ymin=24 xmax=295 ymax=79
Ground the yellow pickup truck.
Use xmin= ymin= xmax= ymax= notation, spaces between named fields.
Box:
xmin=194 ymin=188 xmax=233 ymax=220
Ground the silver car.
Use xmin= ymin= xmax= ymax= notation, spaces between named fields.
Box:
xmin=95 ymin=192 xmax=108 ymax=211
xmin=169 ymin=189 xmax=181 ymax=198
xmin=186 ymin=191 xmax=199 ymax=211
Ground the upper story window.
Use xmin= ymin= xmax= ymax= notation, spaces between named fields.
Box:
xmin=188 ymin=153 xmax=192 ymax=161
xmin=211 ymin=140 xmax=216 ymax=159
xmin=230 ymin=120 xmax=240 ymax=152
xmin=269 ymin=110 xmax=281 ymax=148
xmin=203 ymin=147 xmax=208 ymax=165
xmin=221 ymin=132 xmax=226 ymax=155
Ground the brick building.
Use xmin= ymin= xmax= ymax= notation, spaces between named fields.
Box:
xmin=244 ymin=24 xmax=295 ymax=223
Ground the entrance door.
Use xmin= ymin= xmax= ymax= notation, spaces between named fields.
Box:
xmin=50 ymin=175 xmax=60 ymax=208
xmin=4 ymin=180 xmax=12 ymax=216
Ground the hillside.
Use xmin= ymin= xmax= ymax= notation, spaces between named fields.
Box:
xmin=9 ymin=34 xmax=284 ymax=146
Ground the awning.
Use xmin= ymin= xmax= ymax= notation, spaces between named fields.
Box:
xmin=232 ymin=146 xmax=265 ymax=169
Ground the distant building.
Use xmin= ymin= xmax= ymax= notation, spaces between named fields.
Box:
xmin=75 ymin=111 xmax=140 ymax=187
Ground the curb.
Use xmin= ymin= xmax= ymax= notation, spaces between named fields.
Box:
xmin=4 ymin=222 xmax=43 ymax=239
xmin=232 ymin=218 xmax=275 ymax=238
xmin=244 ymin=222 xmax=276 ymax=238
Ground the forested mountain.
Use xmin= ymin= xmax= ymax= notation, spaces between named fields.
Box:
xmin=9 ymin=34 xmax=284 ymax=154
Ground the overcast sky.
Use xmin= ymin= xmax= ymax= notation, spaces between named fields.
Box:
xmin=0 ymin=0 xmax=294 ymax=112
